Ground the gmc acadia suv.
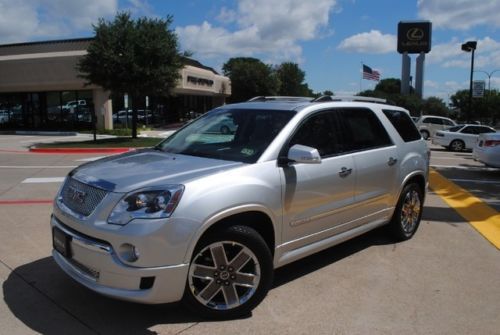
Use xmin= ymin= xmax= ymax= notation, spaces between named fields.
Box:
xmin=51 ymin=96 xmax=429 ymax=319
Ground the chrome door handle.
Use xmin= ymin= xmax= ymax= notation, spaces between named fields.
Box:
xmin=388 ymin=157 xmax=398 ymax=166
xmin=338 ymin=167 xmax=352 ymax=177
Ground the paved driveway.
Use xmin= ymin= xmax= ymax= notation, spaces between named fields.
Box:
xmin=0 ymin=137 xmax=499 ymax=334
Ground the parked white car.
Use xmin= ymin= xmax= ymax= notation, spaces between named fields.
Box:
xmin=0 ymin=110 xmax=10 ymax=124
xmin=432 ymin=124 xmax=496 ymax=151
xmin=415 ymin=115 xmax=456 ymax=140
xmin=473 ymin=132 xmax=500 ymax=167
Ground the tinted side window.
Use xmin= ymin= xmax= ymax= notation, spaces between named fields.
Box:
xmin=383 ymin=109 xmax=421 ymax=142
xmin=476 ymin=126 xmax=495 ymax=134
xmin=288 ymin=111 xmax=342 ymax=157
xmin=443 ymin=119 xmax=455 ymax=126
xmin=339 ymin=108 xmax=392 ymax=152
xmin=461 ymin=126 xmax=475 ymax=134
xmin=423 ymin=117 xmax=442 ymax=125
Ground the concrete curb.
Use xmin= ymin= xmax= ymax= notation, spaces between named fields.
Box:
xmin=29 ymin=147 xmax=134 ymax=154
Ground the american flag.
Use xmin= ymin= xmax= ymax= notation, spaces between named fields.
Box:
xmin=362 ymin=64 xmax=380 ymax=81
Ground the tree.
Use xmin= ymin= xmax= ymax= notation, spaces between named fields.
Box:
xmin=375 ymin=78 xmax=401 ymax=95
xmin=223 ymin=57 xmax=279 ymax=102
xmin=78 ymin=12 xmax=185 ymax=138
xmin=275 ymin=62 xmax=309 ymax=96
xmin=421 ymin=97 xmax=449 ymax=117
xmin=323 ymin=90 xmax=334 ymax=96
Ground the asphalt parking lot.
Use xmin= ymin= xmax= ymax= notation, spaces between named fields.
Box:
xmin=0 ymin=135 xmax=499 ymax=335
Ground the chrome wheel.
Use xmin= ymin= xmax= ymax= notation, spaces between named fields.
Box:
xmin=400 ymin=189 xmax=421 ymax=234
xmin=188 ymin=241 xmax=261 ymax=310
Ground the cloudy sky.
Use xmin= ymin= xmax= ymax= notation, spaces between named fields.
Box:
xmin=1 ymin=0 xmax=499 ymax=100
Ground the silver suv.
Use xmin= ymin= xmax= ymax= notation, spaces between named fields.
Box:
xmin=51 ymin=96 xmax=429 ymax=319
xmin=415 ymin=115 xmax=456 ymax=140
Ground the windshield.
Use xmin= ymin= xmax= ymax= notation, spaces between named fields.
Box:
xmin=157 ymin=108 xmax=296 ymax=163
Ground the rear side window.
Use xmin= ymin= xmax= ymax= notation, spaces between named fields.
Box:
xmin=339 ymin=108 xmax=392 ymax=152
xmin=383 ymin=109 xmax=421 ymax=142
xmin=423 ymin=117 xmax=442 ymax=125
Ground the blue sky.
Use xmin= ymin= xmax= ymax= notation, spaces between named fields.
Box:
xmin=1 ymin=0 xmax=499 ymax=100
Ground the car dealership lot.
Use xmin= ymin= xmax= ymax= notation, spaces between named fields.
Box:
xmin=0 ymin=136 xmax=499 ymax=334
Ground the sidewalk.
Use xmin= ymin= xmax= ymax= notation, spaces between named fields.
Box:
xmin=0 ymin=129 xmax=176 ymax=154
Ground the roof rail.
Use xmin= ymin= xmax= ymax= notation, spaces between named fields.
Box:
xmin=312 ymin=95 xmax=387 ymax=104
xmin=247 ymin=96 xmax=313 ymax=102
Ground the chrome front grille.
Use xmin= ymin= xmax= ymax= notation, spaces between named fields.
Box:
xmin=61 ymin=177 xmax=107 ymax=217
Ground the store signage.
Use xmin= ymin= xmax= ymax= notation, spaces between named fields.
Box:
xmin=398 ymin=21 xmax=432 ymax=54
xmin=187 ymin=76 xmax=214 ymax=87
xmin=473 ymin=81 xmax=485 ymax=98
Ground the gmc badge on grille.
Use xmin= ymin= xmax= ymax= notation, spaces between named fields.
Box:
xmin=68 ymin=186 xmax=87 ymax=204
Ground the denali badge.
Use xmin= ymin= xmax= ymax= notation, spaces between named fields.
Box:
xmin=68 ymin=186 xmax=86 ymax=204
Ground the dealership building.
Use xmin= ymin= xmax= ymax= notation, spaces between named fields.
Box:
xmin=0 ymin=38 xmax=231 ymax=131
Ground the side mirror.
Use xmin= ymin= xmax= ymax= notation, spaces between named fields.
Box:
xmin=287 ymin=144 xmax=322 ymax=164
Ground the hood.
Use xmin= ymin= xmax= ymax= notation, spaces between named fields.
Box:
xmin=70 ymin=149 xmax=244 ymax=193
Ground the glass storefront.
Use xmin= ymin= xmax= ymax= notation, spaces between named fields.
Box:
xmin=0 ymin=90 xmax=94 ymax=130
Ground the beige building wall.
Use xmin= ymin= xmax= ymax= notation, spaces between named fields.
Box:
xmin=0 ymin=39 xmax=231 ymax=130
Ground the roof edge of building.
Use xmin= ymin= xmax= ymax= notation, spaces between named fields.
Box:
xmin=0 ymin=37 xmax=94 ymax=49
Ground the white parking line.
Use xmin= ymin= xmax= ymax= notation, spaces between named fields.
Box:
xmin=22 ymin=177 xmax=65 ymax=183
xmin=449 ymin=178 xmax=500 ymax=185
xmin=75 ymin=156 xmax=105 ymax=162
xmin=0 ymin=165 xmax=76 ymax=169
xmin=431 ymin=164 xmax=500 ymax=171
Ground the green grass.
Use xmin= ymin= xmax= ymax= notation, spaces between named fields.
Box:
xmin=34 ymin=137 xmax=163 ymax=148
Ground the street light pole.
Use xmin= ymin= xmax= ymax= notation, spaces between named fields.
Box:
xmin=461 ymin=41 xmax=477 ymax=123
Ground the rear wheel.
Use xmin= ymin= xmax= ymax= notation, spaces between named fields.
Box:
xmin=389 ymin=183 xmax=423 ymax=241
xmin=420 ymin=130 xmax=430 ymax=140
xmin=183 ymin=225 xmax=273 ymax=319
xmin=449 ymin=139 xmax=465 ymax=152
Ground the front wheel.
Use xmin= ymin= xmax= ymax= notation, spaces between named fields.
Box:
xmin=183 ymin=225 xmax=273 ymax=319
xmin=389 ymin=183 xmax=423 ymax=241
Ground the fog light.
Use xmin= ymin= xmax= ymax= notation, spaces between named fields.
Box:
xmin=119 ymin=243 xmax=140 ymax=262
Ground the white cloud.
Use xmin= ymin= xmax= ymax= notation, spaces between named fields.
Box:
xmin=337 ymin=30 xmax=396 ymax=54
xmin=418 ymin=0 xmax=500 ymax=30
xmin=429 ymin=37 xmax=500 ymax=69
xmin=176 ymin=0 xmax=337 ymax=62
xmin=0 ymin=0 xmax=117 ymax=43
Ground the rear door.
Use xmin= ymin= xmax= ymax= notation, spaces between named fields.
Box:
xmin=337 ymin=108 xmax=398 ymax=223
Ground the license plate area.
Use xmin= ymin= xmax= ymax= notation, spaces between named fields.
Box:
xmin=53 ymin=227 xmax=72 ymax=258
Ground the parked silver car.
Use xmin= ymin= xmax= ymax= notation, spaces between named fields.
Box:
xmin=51 ymin=97 xmax=429 ymax=319
xmin=415 ymin=115 xmax=456 ymax=140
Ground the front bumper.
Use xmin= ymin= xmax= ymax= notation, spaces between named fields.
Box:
xmin=51 ymin=216 xmax=189 ymax=304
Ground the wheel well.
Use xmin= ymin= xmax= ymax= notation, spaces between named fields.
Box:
xmin=405 ymin=174 xmax=426 ymax=194
xmin=201 ymin=211 xmax=275 ymax=254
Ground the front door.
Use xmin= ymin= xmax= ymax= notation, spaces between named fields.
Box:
xmin=280 ymin=110 xmax=356 ymax=249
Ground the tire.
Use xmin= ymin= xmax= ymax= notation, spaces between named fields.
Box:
xmin=183 ymin=225 xmax=273 ymax=319
xmin=389 ymin=183 xmax=423 ymax=241
xmin=420 ymin=130 xmax=430 ymax=140
xmin=220 ymin=125 xmax=230 ymax=134
xmin=449 ymin=139 xmax=465 ymax=152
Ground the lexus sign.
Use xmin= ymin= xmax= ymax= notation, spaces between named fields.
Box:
xmin=398 ymin=21 xmax=432 ymax=54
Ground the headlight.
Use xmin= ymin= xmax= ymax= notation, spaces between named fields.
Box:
xmin=108 ymin=185 xmax=184 ymax=225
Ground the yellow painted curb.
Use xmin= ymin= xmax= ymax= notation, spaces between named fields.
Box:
xmin=429 ymin=169 xmax=500 ymax=249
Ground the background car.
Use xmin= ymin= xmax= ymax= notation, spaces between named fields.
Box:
xmin=415 ymin=115 xmax=456 ymax=140
xmin=0 ymin=110 xmax=10 ymax=124
xmin=473 ymin=132 xmax=500 ymax=167
xmin=415 ymin=115 xmax=457 ymax=140
xmin=432 ymin=124 xmax=496 ymax=151
xmin=113 ymin=109 xmax=152 ymax=125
